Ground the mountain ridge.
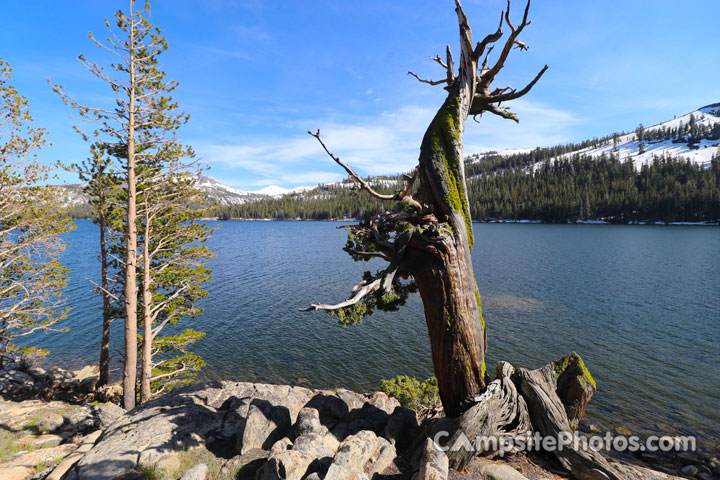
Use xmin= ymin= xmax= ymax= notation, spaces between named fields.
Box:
xmin=58 ymin=103 xmax=720 ymax=216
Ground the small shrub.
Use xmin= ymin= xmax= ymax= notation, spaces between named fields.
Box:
xmin=380 ymin=375 xmax=440 ymax=412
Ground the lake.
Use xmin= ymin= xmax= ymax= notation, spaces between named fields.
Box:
xmin=31 ymin=220 xmax=720 ymax=450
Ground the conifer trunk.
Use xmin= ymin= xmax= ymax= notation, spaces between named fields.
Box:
xmin=140 ymin=209 xmax=153 ymax=403
xmin=408 ymin=80 xmax=487 ymax=417
xmin=122 ymin=11 xmax=138 ymax=410
xmin=98 ymin=175 xmax=110 ymax=388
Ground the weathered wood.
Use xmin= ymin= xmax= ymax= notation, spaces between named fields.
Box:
xmin=445 ymin=361 xmax=531 ymax=470
xmin=516 ymin=354 xmax=624 ymax=480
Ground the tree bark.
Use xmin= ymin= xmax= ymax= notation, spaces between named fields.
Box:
xmin=98 ymin=171 xmax=110 ymax=388
xmin=405 ymin=230 xmax=486 ymax=418
xmin=406 ymin=6 xmax=487 ymax=417
xmin=122 ymin=8 xmax=138 ymax=410
xmin=140 ymin=208 xmax=152 ymax=403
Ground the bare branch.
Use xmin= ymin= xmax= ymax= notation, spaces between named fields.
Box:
xmin=308 ymin=130 xmax=396 ymax=200
xmin=299 ymin=277 xmax=382 ymax=312
xmin=445 ymin=45 xmax=456 ymax=84
xmin=479 ymin=0 xmax=534 ymax=89
xmin=472 ymin=12 xmax=504 ymax=62
xmin=473 ymin=64 xmax=548 ymax=109
xmin=407 ymin=71 xmax=446 ymax=86
xmin=430 ymin=55 xmax=448 ymax=70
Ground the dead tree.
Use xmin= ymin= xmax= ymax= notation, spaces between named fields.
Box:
xmin=303 ymin=2 xmax=647 ymax=478
xmin=304 ymin=0 xmax=547 ymax=418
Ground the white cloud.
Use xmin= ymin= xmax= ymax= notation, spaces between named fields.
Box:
xmin=198 ymin=100 xmax=577 ymax=188
xmin=464 ymin=99 xmax=580 ymax=152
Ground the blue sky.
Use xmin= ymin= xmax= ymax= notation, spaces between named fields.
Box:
xmin=3 ymin=0 xmax=719 ymax=190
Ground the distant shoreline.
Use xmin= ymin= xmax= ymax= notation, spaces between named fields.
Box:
xmin=204 ymin=217 xmax=719 ymax=226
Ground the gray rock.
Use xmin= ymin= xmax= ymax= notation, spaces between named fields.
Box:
xmin=24 ymin=365 xmax=46 ymax=380
xmin=697 ymin=473 xmax=712 ymax=480
xmin=258 ymin=449 xmax=316 ymax=480
xmin=357 ymin=403 xmax=390 ymax=435
xmin=698 ymin=452 xmax=715 ymax=462
xmin=335 ymin=389 xmax=368 ymax=412
xmin=77 ymin=375 xmax=99 ymax=394
xmin=327 ymin=429 xmax=396 ymax=477
xmin=0 ymin=379 xmax=12 ymax=393
xmin=306 ymin=393 xmax=351 ymax=429
xmin=614 ymin=463 xmax=687 ymax=480
xmin=366 ymin=392 xmax=400 ymax=415
xmin=180 ymin=463 xmax=208 ymax=480
xmin=73 ymin=365 xmax=100 ymax=382
xmin=330 ymin=421 xmax=349 ymax=441
xmin=333 ymin=430 xmax=380 ymax=470
xmin=295 ymin=407 xmax=329 ymax=437
xmin=270 ymin=437 xmax=293 ymax=453
xmin=1 ymin=369 xmax=34 ymax=386
xmin=62 ymin=383 xmax=226 ymax=480
xmin=44 ymin=366 xmax=77 ymax=388
xmin=65 ymin=403 xmax=125 ymax=435
xmin=217 ymin=449 xmax=269 ymax=479
xmin=238 ymin=399 xmax=292 ymax=454
xmin=365 ymin=436 xmax=396 ymax=476
xmin=57 ymin=381 xmax=359 ymax=480
xmin=305 ymin=473 xmax=323 ymax=480
xmin=417 ymin=438 xmax=448 ymax=480
xmin=324 ymin=463 xmax=370 ymax=480
xmin=248 ymin=383 xmax=314 ymax=423
xmin=474 ymin=461 xmax=529 ymax=480
xmin=38 ymin=412 xmax=65 ymax=433
xmin=293 ymin=432 xmax=339 ymax=465
xmin=681 ymin=465 xmax=699 ymax=476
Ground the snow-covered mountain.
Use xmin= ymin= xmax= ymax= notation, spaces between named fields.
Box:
xmin=552 ymin=103 xmax=720 ymax=168
xmin=252 ymin=184 xmax=314 ymax=197
xmin=57 ymin=175 xmax=314 ymax=210
xmin=194 ymin=175 xmax=267 ymax=206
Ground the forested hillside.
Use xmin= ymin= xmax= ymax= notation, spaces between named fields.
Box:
xmin=216 ymin=153 xmax=720 ymax=224
xmin=217 ymin=105 xmax=720 ymax=224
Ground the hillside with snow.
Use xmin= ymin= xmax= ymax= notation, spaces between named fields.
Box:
xmin=59 ymin=175 xmax=315 ymax=213
xmin=59 ymin=103 xmax=720 ymax=221
xmin=554 ymin=103 xmax=720 ymax=168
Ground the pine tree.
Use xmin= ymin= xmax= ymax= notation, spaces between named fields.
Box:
xmin=137 ymin=153 xmax=214 ymax=401
xmin=53 ymin=0 xmax=203 ymax=408
xmin=73 ymin=142 xmax=124 ymax=387
xmin=0 ymin=58 xmax=74 ymax=368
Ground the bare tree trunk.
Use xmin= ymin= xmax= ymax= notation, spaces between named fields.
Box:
xmin=98 ymin=177 xmax=110 ymax=388
xmin=122 ymin=9 xmax=138 ymax=410
xmin=405 ymin=225 xmax=486 ymax=418
xmin=140 ymin=208 xmax=152 ymax=403
xmin=406 ymin=12 xmax=487 ymax=416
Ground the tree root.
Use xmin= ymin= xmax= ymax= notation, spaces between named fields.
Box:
xmin=443 ymin=352 xmax=632 ymax=480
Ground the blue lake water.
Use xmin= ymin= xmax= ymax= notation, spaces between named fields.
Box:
xmin=31 ymin=220 xmax=720 ymax=450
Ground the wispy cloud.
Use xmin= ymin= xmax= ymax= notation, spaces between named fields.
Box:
xmin=464 ymin=99 xmax=580 ymax=152
xmin=197 ymin=46 xmax=255 ymax=62
xmin=231 ymin=24 xmax=270 ymax=41
xmin=197 ymin=101 xmax=578 ymax=189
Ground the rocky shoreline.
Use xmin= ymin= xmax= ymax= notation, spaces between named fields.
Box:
xmin=0 ymin=366 xmax=716 ymax=480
